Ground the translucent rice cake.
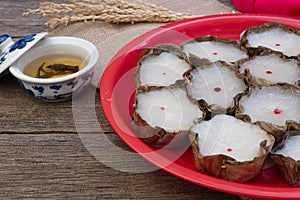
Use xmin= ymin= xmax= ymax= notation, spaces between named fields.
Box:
xmin=182 ymin=36 xmax=248 ymax=63
xmin=132 ymin=86 xmax=204 ymax=147
xmin=272 ymin=132 xmax=300 ymax=186
xmin=185 ymin=60 xmax=248 ymax=115
xmin=241 ymin=23 xmax=300 ymax=57
xmin=238 ymin=53 xmax=300 ymax=87
xmin=136 ymin=44 xmax=191 ymax=88
xmin=237 ymin=85 xmax=300 ymax=139
xmin=190 ymin=114 xmax=275 ymax=182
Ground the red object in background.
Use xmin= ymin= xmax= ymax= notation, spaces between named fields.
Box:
xmin=231 ymin=0 xmax=300 ymax=17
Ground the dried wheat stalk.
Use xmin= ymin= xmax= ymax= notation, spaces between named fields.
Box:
xmin=23 ymin=0 xmax=197 ymax=29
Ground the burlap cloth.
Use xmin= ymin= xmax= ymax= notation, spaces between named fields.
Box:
xmin=48 ymin=0 xmax=238 ymax=88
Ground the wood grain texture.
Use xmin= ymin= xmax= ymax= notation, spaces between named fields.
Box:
xmin=0 ymin=134 xmax=239 ymax=199
xmin=0 ymin=0 xmax=240 ymax=199
xmin=0 ymin=74 xmax=113 ymax=133
xmin=0 ymin=0 xmax=65 ymax=37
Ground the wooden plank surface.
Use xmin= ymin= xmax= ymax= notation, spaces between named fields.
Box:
xmin=0 ymin=133 xmax=240 ymax=199
xmin=0 ymin=74 xmax=113 ymax=133
xmin=0 ymin=0 xmax=240 ymax=199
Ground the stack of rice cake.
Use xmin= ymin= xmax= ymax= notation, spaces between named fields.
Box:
xmin=132 ymin=23 xmax=300 ymax=185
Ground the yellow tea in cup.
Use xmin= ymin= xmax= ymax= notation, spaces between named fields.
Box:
xmin=24 ymin=54 xmax=86 ymax=78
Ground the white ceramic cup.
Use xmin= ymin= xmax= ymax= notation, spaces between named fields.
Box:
xmin=9 ymin=36 xmax=99 ymax=101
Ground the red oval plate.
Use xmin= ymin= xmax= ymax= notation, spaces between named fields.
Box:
xmin=100 ymin=14 xmax=300 ymax=199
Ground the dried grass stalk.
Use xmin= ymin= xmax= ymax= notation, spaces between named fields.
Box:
xmin=23 ymin=0 xmax=197 ymax=29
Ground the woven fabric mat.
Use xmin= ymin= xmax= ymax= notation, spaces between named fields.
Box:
xmin=48 ymin=0 xmax=238 ymax=88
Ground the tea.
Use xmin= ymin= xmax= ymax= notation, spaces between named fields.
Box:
xmin=24 ymin=54 xmax=86 ymax=78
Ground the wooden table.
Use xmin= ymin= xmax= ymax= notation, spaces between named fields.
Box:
xmin=0 ymin=1 xmax=241 ymax=199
